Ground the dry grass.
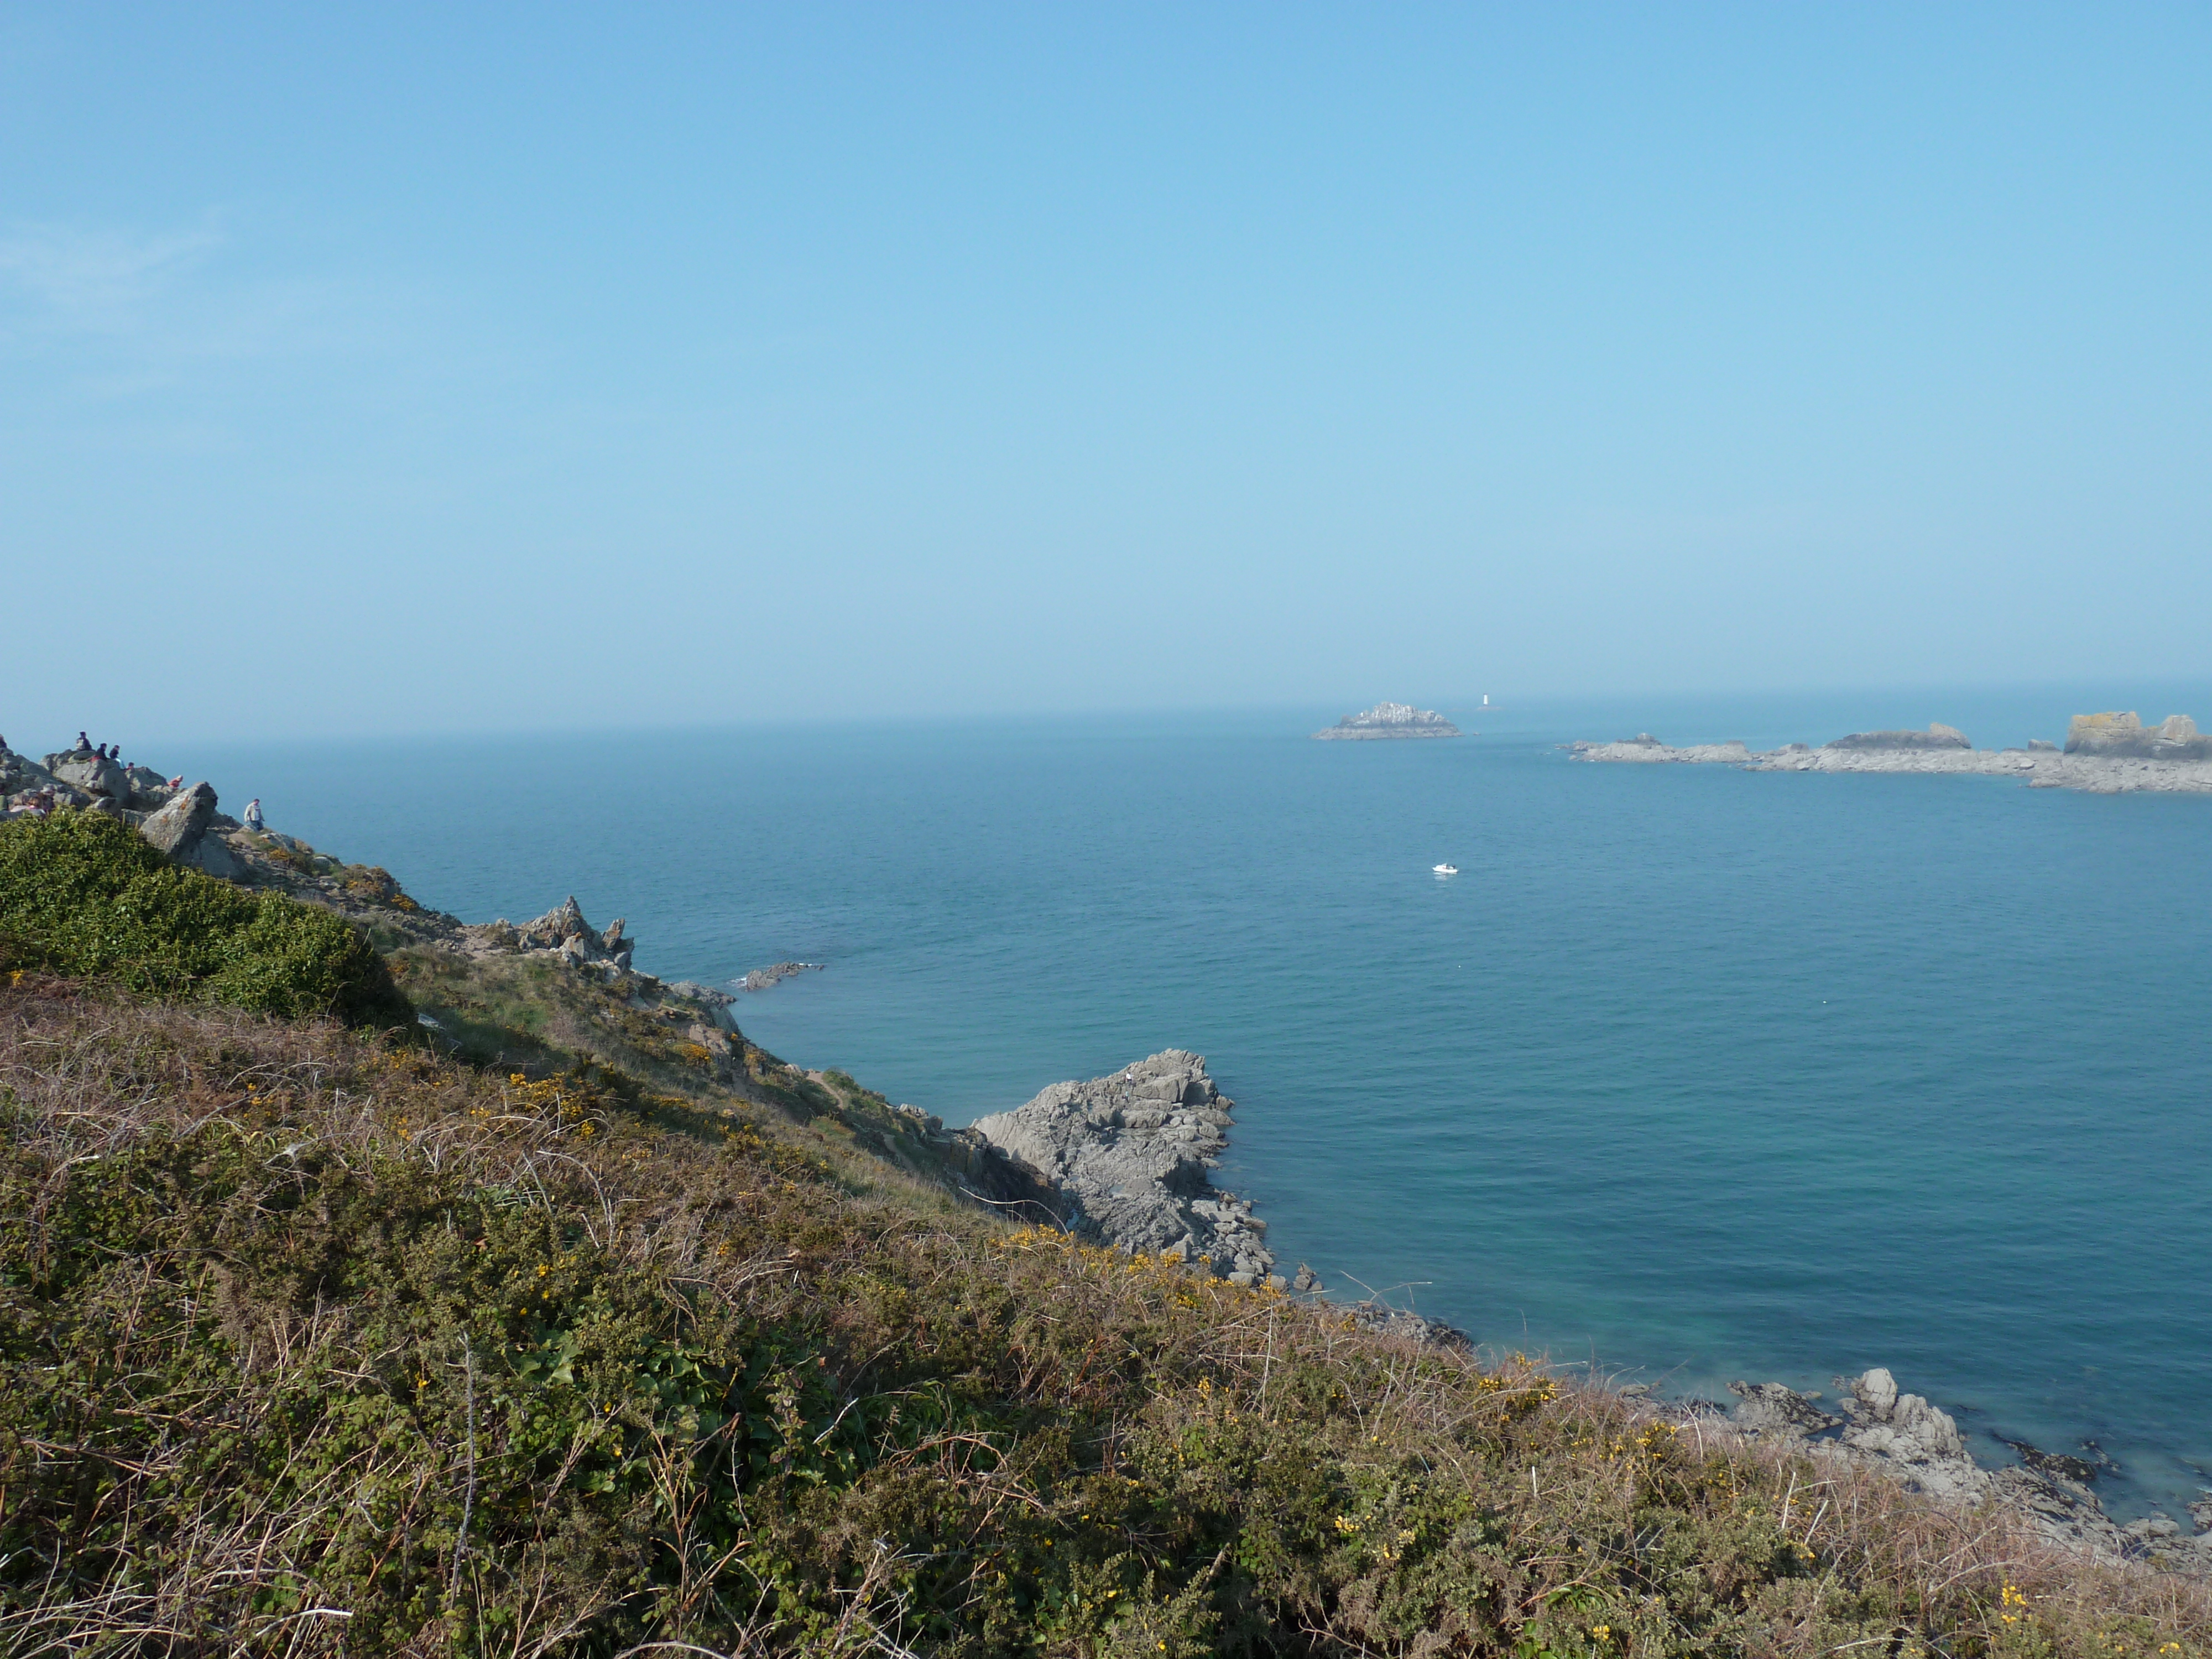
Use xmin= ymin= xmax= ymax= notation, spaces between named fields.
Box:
xmin=0 ymin=975 xmax=2203 ymax=1657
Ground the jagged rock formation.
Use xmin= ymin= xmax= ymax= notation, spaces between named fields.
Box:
xmin=1723 ymin=1368 xmax=2212 ymax=1570
xmin=1826 ymin=722 xmax=1970 ymax=751
xmin=968 ymin=1051 xmax=1282 ymax=1286
xmin=1313 ymin=702 xmax=1461 ymax=740
xmin=2065 ymin=711 xmax=2212 ymax=760
xmin=473 ymin=896 xmax=636 ymax=972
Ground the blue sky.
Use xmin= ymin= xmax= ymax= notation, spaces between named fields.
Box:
xmin=3 ymin=4 xmax=2208 ymax=740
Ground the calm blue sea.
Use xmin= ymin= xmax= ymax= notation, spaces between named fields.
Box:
xmin=165 ymin=689 xmax=2212 ymax=1519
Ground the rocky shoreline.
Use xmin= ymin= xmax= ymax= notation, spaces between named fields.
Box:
xmin=1709 ymin=1369 xmax=2212 ymax=1572
xmin=1571 ymin=711 xmax=2212 ymax=795
xmin=959 ymin=1045 xmax=2212 ymax=1566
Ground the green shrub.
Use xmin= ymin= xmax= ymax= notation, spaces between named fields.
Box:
xmin=0 ymin=809 xmax=408 ymax=1024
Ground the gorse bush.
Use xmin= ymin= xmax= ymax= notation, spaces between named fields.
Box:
xmin=0 ymin=808 xmax=406 ymax=1022
xmin=4 ymin=981 xmax=2206 ymax=1657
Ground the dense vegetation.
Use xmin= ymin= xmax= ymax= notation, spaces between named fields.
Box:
xmin=0 ymin=810 xmax=407 ymax=1024
xmin=4 ymin=976 xmax=2205 ymax=1657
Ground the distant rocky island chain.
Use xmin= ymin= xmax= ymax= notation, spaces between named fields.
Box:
xmin=1313 ymin=700 xmax=1461 ymax=739
xmin=1572 ymin=710 xmax=2212 ymax=795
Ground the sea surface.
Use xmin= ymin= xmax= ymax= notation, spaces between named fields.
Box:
xmin=173 ymin=688 xmax=2212 ymax=1519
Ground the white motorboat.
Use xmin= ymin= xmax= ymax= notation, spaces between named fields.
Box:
xmin=1432 ymin=863 xmax=1458 ymax=875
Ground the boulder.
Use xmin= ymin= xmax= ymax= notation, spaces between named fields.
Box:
xmin=1825 ymin=723 xmax=1970 ymax=752
xmin=0 ymin=748 xmax=59 ymax=799
xmin=139 ymin=782 xmax=218 ymax=858
xmin=51 ymin=752 xmax=132 ymax=800
xmin=181 ymin=833 xmax=248 ymax=881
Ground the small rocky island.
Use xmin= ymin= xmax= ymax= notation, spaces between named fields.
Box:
xmin=968 ymin=1051 xmax=1293 ymax=1288
xmin=1313 ymin=701 xmax=1461 ymax=740
xmin=1571 ymin=712 xmax=2212 ymax=795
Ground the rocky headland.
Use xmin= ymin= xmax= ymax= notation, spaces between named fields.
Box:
xmin=967 ymin=1050 xmax=1292 ymax=1287
xmin=1571 ymin=712 xmax=2212 ymax=794
xmin=1313 ymin=701 xmax=1461 ymax=740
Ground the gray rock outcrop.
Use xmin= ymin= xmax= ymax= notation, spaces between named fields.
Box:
xmin=135 ymin=780 xmax=246 ymax=879
xmin=1825 ymin=723 xmax=1969 ymax=752
xmin=1314 ymin=702 xmax=1462 ymax=740
xmin=968 ymin=1051 xmax=1281 ymax=1286
xmin=477 ymin=896 xmax=637 ymax=972
xmin=1719 ymin=1366 xmax=2212 ymax=1567
xmin=2065 ymin=711 xmax=2212 ymax=760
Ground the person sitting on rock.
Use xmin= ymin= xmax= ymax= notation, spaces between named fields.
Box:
xmin=76 ymin=732 xmax=90 ymax=752
xmin=243 ymin=798 xmax=265 ymax=832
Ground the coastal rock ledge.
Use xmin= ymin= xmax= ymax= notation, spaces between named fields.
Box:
xmin=1726 ymin=1369 xmax=2212 ymax=1571
xmin=969 ymin=1051 xmax=1283 ymax=1287
xmin=1314 ymin=702 xmax=1460 ymax=740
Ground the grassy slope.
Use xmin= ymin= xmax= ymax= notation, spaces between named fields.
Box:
xmin=4 ymin=975 xmax=2205 ymax=1658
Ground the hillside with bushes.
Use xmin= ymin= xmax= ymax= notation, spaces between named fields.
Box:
xmin=0 ymin=805 xmax=2204 ymax=1656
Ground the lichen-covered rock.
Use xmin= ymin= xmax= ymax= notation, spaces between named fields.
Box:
xmin=139 ymin=781 xmax=218 ymax=859
xmin=968 ymin=1051 xmax=1275 ymax=1279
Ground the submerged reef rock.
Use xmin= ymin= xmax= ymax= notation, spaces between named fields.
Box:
xmin=968 ymin=1050 xmax=1282 ymax=1286
xmin=1313 ymin=701 xmax=1461 ymax=740
xmin=1825 ymin=722 xmax=1970 ymax=751
xmin=740 ymin=960 xmax=824 ymax=991
xmin=2065 ymin=711 xmax=2212 ymax=759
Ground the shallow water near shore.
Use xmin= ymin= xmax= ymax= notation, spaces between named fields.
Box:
xmin=178 ymin=691 xmax=2212 ymax=1520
